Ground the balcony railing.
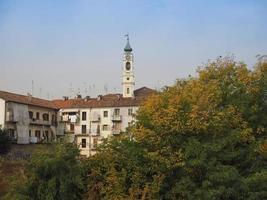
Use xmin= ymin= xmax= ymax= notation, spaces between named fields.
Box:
xmin=60 ymin=115 xmax=79 ymax=123
xmin=112 ymin=115 xmax=122 ymax=121
xmin=29 ymin=118 xmax=53 ymax=126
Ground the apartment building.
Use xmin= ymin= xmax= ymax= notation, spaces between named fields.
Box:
xmin=0 ymin=91 xmax=58 ymax=144
xmin=53 ymin=87 xmax=154 ymax=156
xmin=0 ymin=37 xmax=155 ymax=156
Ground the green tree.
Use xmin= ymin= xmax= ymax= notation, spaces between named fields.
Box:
xmin=22 ymin=143 xmax=86 ymax=200
xmin=86 ymin=137 xmax=163 ymax=200
xmin=132 ymin=56 xmax=267 ymax=199
xmin=0 ymin=129 xmax=11 ymax=155
xmin=85 ymin=56 xmax=267 ymax=199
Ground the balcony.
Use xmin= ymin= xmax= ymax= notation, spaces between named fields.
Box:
xmin=29 ymin=118 xmax=52 ymax=126
xmin=112 ymin=115 xmax=122 ymax=122
xmin=91 ymin=130 xmax=100 ymax=136
xmin=5 ymin=111 xmax=16 ymax=122
xmin=61 ymin=115 xmax=69 ymax=122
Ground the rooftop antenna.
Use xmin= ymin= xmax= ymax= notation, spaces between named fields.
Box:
xmin=93 ymin=84 xmax=96 ymax=96
xmin=83 ymin=82 xmax=87 ymax=96
xmin=31 ymin=80 xmax=34 ymax=96
xmin=69 ymin=82 xmax=73 ymax=98
xmin=39 ymin=87 xmax=42 ymax=98
xmin=104 ymin=84 xmax=108 ymax=94
xmin=89 ymin=85 xmax=92 ymax=94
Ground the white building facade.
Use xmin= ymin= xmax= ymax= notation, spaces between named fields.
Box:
xmin=54 ymin=37 xmax=155 ymax=156
xmin=0 ymin=92 xmax=58 ymax=144
xmin=0 ymin=37 xmax=155 ymax=157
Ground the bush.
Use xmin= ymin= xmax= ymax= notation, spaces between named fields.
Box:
xmin=0 ymin=129 xmax=11 ymax=155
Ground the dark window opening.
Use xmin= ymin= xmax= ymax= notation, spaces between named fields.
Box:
xmin=29 ymin=111 xmax=33 ymax=119
xmin=82 ymin=111 xmax=87 ymax=121
xmin=82 ymin=125 xmax=86 ymax=134
xmin=70 ymin=124 xmax=75 ymax=132
xmin=81 ymin=139 xmax=86 ymax=148
xmin=36 ymin=112 xmax=40 ymax=120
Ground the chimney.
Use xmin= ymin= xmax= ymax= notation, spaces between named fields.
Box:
xmin=97 ymin=95 xmax=102 ymax=101
xmin=76 ymin=94 xmax=82 ymax=99
xmin=63 ymin=96 xmax=69 ymax=101
xmin=84 ymin=96 xmax=90 ymax=101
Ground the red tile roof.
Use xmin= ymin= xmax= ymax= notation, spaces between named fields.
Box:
xmin=0 ymin=90 xmax=58 ymax=109
xmin=53 ymin=87 xmax=156 ymax=109
xmin=0 ymin=87 xmax=156 ymax=109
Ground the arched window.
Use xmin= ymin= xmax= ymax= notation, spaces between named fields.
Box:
xmin=125 ymin=62 xmax=131 ymax=70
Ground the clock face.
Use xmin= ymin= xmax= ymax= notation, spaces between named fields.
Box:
xmin=126 ymin=62 xmax=131 ymax=70
xmin=126 ymin=54 xmax=131 ymax=61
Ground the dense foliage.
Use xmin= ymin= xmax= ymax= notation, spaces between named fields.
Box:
xmin=11 ymin=143 xmax=87 ymax=200
xmin=7 ymin=57 xmax=267 ymax=200
xmin=0 ymin=129 xmax=11 ymax=155
xmin=87 ymin=57 xmax=267 ymax=199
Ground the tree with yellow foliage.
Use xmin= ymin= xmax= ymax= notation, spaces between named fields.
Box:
xmin=87 ymin=56 xmax=267 ymax=199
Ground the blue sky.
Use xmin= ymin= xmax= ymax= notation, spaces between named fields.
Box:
xmin=0 ymin=0 xmax=266 ymax=99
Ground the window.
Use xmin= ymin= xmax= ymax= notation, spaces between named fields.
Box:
xmin=82 ymin=125 xmax=87 ymax=134
xmin=128 ymin=108 xmax=133 ymax=116
xmin=96 ymin=125 xmax=100 ymax=134
xmin=82 ymin=111 xmax=87 ymax=121
xmin=81 ymin=139 xmax=86 ymax=148
xmin=103 ymin=111 xmax=108 ymax=117
xmin=127 ymin=88 xmax=130 ymax=94
xmin=127 ymin=77 xmax=130 ymax=81
xmin=44 ymin=130 xmax=49 ymax=140
xmin=36 ymin=112 xmax=40 ymax=120
xmin=29 ymin=130 xmax=31 ymax=137
xmin=35 ymin=130 xmax=41 ymax=139
xmin=102 ymin=125 xmax=108 ymax=131
xmin=52 ymin=114 xmax=56 ymax=125
xmin=8 ymin=129 xmax=15 ymax=138
xmin=125 ymin=62 xmax=131 ymax=70
xmin=114 ymin=108 xmax=120 ymax=116
xmin=93 ymin=138 xmax=98 ymax=149
xmin=29 ymin=111 xmax=33 ymax=119
xmin=70 ymin=124 xmax=75 ymax=132
xmin=43 ymin=113 xmax=49 ymax=121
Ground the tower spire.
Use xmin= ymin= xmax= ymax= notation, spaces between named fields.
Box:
xmin=124 ymin=34 xmax=132 ymax=52
xmin=122 ymin=35 xmax=135 ymax=98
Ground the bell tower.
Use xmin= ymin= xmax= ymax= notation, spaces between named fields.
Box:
xmin=122 ymin=35 xmax=135 ymax=98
